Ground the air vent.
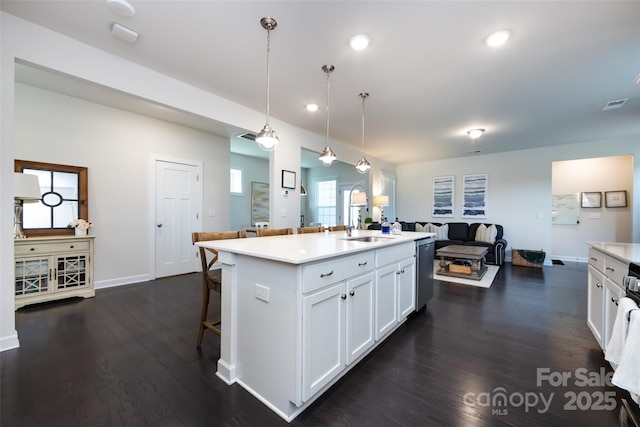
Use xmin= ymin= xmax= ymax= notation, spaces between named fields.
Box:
xmin=238 ymin=132 xmax=256 ymax=141
xmin=466 ymin=150 xmax=482 ymax=155
xmin=602 ymin=98 xmax=628 ymax=111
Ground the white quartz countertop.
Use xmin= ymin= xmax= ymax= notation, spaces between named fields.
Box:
xmin=196 ymin=230 xmax=435 ymax=264
xmin=587 ymin=242 xmax=640 ymax=264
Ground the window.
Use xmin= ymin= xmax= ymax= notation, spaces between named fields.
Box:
xmin=381 ymin=171 xmax=396 ymax=221
xmin=230 ymin=168 xmax=243 ymax=194
xmin=15 ymin=160 xmax=88 ymax=237
xmin=315 ymin=178 xmax=337 ymax=226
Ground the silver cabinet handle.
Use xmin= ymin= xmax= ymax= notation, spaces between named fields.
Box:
xmin=596 ymin=282 xmax=602 ymax=288
xmin=358 ymin=261 xmax=367 ymax=266
xmin=341 ymin=294 xmax=346 ymax=300
xmin=590 ymin=257 xmax=598 ymax=261
xmin=606 ymin=266 xmax=615 ymax=272
xmin=157 ymin=224 xmax=163 ymax=228
xmin=611 ymin=297 xmax=619 ymax=306
xmin=320 ymin=270 xmax=334 ymax=278
xmin=349 ymin=290 xmax=355 ymax=296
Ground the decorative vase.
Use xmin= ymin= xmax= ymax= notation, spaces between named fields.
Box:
xmin=75 ymin=227 xmax=87 ymax=236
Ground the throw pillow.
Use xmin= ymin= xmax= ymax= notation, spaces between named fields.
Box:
xmin=415 ymin=223 xmax=425 ymax=232
xmin=430 ymin=223 xmax=448 ymax=240
xmin=475 ymin=224 xmax=497 ymax=244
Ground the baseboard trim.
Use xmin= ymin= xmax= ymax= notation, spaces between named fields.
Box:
xmin=0 ymin=332 xmax=20 ymax=352
xmin=94 ymin=273 xmax=153 ymax=290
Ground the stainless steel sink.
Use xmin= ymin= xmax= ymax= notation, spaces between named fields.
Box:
xmin=341 ymin=236 xmax=393 ymax=242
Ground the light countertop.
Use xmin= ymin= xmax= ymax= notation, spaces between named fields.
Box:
xmin=196 ymin=229 xmax=435 ymax=264
xmin=587 ymin=242 xmax=640 ymax=265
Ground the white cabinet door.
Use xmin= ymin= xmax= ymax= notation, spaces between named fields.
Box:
xmin=587 ymin=265 xmax=605 ymax=348
xmin=375 ymin=264 xmax=398 ymax=340
xmin=603 ymin=277 xmax=624 ymax=350
xmin=397 ymin=257 xmax=416 ymax=320
xmin=302 ymin=282 xmax=346 ymax=402
xmin=346 ymin=272 xmax=375 ymax=365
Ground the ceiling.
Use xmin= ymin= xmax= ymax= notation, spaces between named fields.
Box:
xmin=3 ymin=1 xmax=640 ymax=165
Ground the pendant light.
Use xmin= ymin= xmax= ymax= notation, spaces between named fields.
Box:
xmin=355 ymin=92 xmax=371 ymax=174
xmin=255 ymin=17 xmax=279 ymax=151
xmin=319 ymin=65 xmax=337 ymax=166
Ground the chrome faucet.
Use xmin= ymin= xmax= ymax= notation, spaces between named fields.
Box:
xmin=347 ymin=183 xmax=367 ymax=236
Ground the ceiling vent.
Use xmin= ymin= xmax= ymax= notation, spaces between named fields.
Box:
xmin=238 ymin=132 xmax=256 ymax=141
xmin=602 ymin=98 xmax=628 ymax=111
xmin=466 ymin=150 xmax=482 ymax=155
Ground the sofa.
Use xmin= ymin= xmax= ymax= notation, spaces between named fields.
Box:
xmin=398 ymin=221 xmax=507 ymax=266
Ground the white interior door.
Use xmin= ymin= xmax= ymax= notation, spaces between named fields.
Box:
xmin=155 ymin=160 xmax=200 ymax=278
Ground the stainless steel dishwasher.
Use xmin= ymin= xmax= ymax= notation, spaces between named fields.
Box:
xmin=415 ymin=237 xmax=435 ymax=311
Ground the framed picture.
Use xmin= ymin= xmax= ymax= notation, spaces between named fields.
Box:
xmin=282 ymin=170 xmax=296 ymax=189
xmin=581 ymin=192 xmax=601 ymax=208
xmin=462 ymin=173 xmax=488 ymax=218
xmin=605 ymin=190 xmax=627 ymax=208
xmin=251 ymin=182 xmax=269 ymax=225
xmin=432 ymin=175 xmax=454 ymax=217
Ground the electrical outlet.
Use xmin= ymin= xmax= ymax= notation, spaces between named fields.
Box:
xmin=255 ymin=284 xmax=270 ymax=302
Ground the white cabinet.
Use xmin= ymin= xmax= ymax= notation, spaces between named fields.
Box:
xmin=375 ymin=242 xmax=416 ymax=340
xmin=587 ymin=265 xmax=605 ymax=346
xmin=301 ymin=272 xmax=375 ymax=401
xmin=14 ymin=236 xmax=95 ymax=309
xmin=587 ymin=246 xmax=627 ymax=350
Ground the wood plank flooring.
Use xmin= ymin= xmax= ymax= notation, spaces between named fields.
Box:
xmin=1 ymin=262 xmax=628 ymax=426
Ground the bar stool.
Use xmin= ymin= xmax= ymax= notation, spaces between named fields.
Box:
xmin=191 ymin=230 xmax=246 ymax=347
xmin=329 ymin=225 xmax=347 ymax=231
xmin=297 ymin=226 xmax=324 ymax=234
xmin=256 ymin=227 xmax=293 ymax=237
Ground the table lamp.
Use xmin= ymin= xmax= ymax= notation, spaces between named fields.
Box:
xmin=14 ymin=172 xmax=41 ymax=239
xmin=373 ymin=195 xmax=389 ymax=222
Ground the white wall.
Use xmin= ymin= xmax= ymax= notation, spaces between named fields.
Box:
xmin=552 ymin=155 xmax=633 ymax=260
xmin=397 ymin=138 xmax=639 ymax=263
xmin=15 ymin=83 xmax=231 ymax=287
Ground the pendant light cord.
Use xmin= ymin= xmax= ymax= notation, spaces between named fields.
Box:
xmin=326 ymin=72 xmax=330 ymax=145
xmin=265 ymin=29 xmax=271 ymax=125
xmin=361 ymin=94 xmax=365 ymax=152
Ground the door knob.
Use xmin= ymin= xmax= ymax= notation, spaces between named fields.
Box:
xmin=157 ymin=223 xmax=163 ymax=228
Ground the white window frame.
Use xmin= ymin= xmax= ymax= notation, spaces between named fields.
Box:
xmin=314 ymin=176 xmax=338 ymax=227
xmin=230 ymin=167 xmax=243 ymax=195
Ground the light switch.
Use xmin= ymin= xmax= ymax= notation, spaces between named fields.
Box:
xmin=537 ymin=212 xmax=544 ymax=219
xmin=208 ymin=209 xmax=216 ymax=217
xmin=281 ymin=209 xmax=287 ymax=217
xmin=589 ymin=212 xmax=601 ymax=219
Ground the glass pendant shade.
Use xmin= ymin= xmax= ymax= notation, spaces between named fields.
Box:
xmin=256 ymin=124 xmax=279 ymax=151
xmin=257 ymin=17 xmax=279 ymax=152
xmin=355 ymin=156 xmax=371 ymax=174
xmin=319 ymin=145 xmax=337 ymax=167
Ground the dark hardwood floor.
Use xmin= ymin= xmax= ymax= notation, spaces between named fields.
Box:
xmin=1 ymin=262 xmax=628 ymax=426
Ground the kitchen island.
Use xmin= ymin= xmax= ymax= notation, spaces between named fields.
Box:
xmin=196 ymin=229 xmax=434 ymax=422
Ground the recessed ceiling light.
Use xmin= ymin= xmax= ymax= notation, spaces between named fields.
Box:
xmin=305 ymin=104 xmax=319 ymax=112
xmin=349 ymin=34 xmax=370 ymax=51
xmin=467 ymin=129 xmax=485 ymax=139
xmin=111 ymin=22 xmax=138 ymax=43
xmin=485 ymin=30 xmax=511 ymax=47
xmin=105 ymin=0 xmax=136 ymax=17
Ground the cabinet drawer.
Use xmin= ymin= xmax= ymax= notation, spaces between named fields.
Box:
xmin=15 ymin=241 xmax=90 ymax=256
xmin=604 ymin=256 xmax=628 ymax=287
xmin=375 ymin=242 xmax=415 ymax=268
xmin=588 ymin=248 xmax=604 ymax=272
xmin=303 ymin=252 xmax=375 ymax=294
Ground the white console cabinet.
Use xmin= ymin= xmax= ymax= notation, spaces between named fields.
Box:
xmin=14 ymin=236 xmax=95 ymax=309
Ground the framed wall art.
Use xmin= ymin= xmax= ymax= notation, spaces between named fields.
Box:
xmin=581 ymin=192 xmax=601 ymax=208
xmin=432 ymin=175 xmax=454 ymax=217
xmin=605 ymin=190 xmax=627 ymax=208
xmin=282 ymin=170 xmax=296 ymax=189
xmin=251 ymin=182 xmax=269 ymax=226
xmin=462 ymin=173 xmax=488 ymax=218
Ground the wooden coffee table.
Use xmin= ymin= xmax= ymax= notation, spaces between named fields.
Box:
xmin=436 ymin=245 xmax=489 ymax=280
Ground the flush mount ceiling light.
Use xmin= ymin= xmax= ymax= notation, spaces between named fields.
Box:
xmin=105 ymin=0 xmax=135 ymax=17
xmin=255 ymin=17 xmax=280 ymax=151
xmin=319 ymin=65 xmax=338 ymax=167
xmin=305 ymin=103 xmax=319 ymax=112
xmin=467 ymin=128 xmax=486 ymax=139
xmin=349 ymin=34 xmax=370 ymax=51
xmin=485 ymin=30 xmax=511 ymax=47
xmin=355 ymin=92 xmax=371 ymax=174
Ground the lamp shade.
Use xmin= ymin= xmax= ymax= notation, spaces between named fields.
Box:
xmin=373 ymin=195 xmax=389 ymax=207
xmin=351 ymin=192 xmax=367 ymax=206
xmin=14 ymin=173 xmax=41 ymax=202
